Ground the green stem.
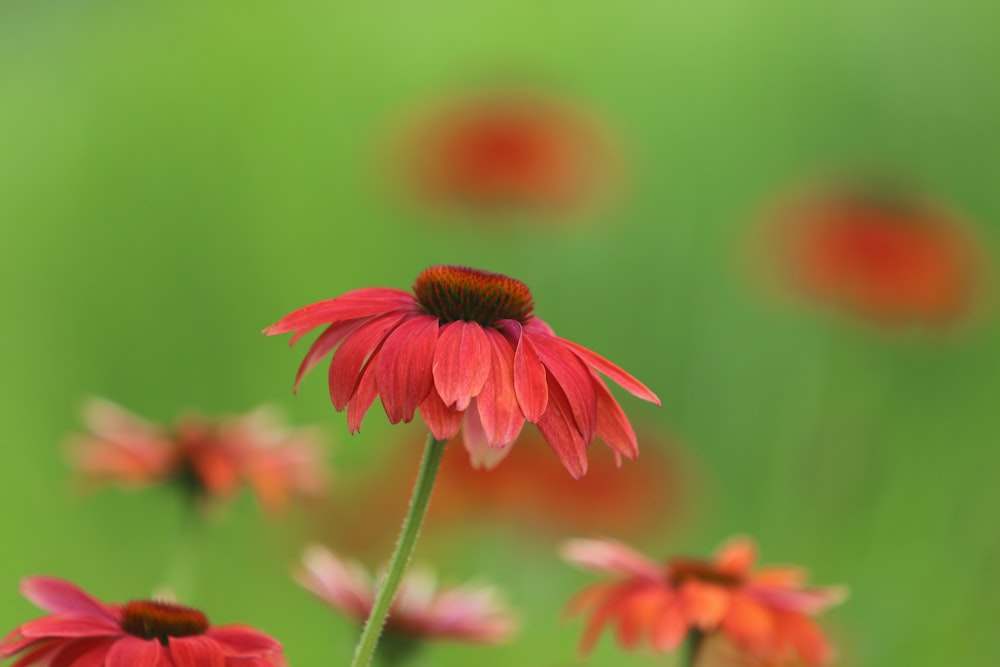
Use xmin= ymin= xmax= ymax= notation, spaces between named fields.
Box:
xmin=162 ymin=494 xmax=203 ymax=602
xmin=349 ymin=434 xmax=447 ymax=667
xmin=683 ymin=629 xmax=704 ymax=667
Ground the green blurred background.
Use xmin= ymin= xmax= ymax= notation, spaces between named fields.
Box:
xmin=2 ymin=1 xmax=998 ymax=665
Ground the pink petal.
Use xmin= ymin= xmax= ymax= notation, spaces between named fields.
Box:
xmin=535 ymin=379 xmax=587 ymax=479
xmin=650 ymin=600 xmax=689 ymax=651
xmin=475 ymin=329 xmax=524 ymax=447
xmin=20 ymin=614 xmax=121 ymax=638
xmin=591 ymin=373 xmax=639 ymax=460
xmin=714 ymin=536 xmax=758 ymax=577
xmin=327 ymin=311 xmax=410 ymax=409
xmin=522 ymin=316 xmax=555 ymax=336
xmin=773 ymin=611 xmax=833 ymax=666
xmin=263 ymin=288 xmax=416 ymax=335
xmin=561 ymin=539 xmax=663 ymax=581
xmin=61 ymin=638 xmax=117 ymax=667
xmin=293 ymin=320 xmax=366 ymax=393
xmin=614 ymin=586 xmax=665 ymax=649
xmin=19 ymin=578 xmax=115 ymax=621
xmin=418 ymin=390 xmax=465 ymax=441
xmin=169 ymin=636 xmax=224 ymax=667
xmin=345 ymin=355 xmax=380 ymax=434
xmin=751 ymin=566 xmax=807 ymax=588
xmin=748 ymin=585 xmax=848 ymax=614
xmin=49 ymin=637 xmax=116 ymax=667
xmin=8 ymin=641 xmax=62 ymax=667
xmin=207 ymin=626 xmax=281 ymax=658
xmin=499 ymin=321 xmax=548 ymax=422
xmin=462 ymin=401 xmax=514 ymax=470
xmin=105 ymin=637 xmax=161 ymax=667
xmin=375 ymin=315 xmax=439 ymax=423
xmin=559 ymin=338 xmax=661 ymax=405
xmin=529 ymin=335 xmax=597 ymax=443
xmin=432 ymin=321 xmax=491 ymax=410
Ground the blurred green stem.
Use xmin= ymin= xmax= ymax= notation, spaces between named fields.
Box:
xmin=349 ymin=434 xmax=446 ymax=667
xmin=683 ymin=629 xmax=704 ymax=667
xmin=162 ymin=493 xmax=203 ymax=603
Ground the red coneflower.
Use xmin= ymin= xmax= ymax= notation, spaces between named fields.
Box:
xmin=398 ymin=90 xmax=617 ymax=217
xmin=562 ymin=536 xmax=846 ymax=666
xmin=67 ymin=399 xmax=327 ymax=512
xmin=264 ymin=265 xmax=660 ymax=479
xmin=759 ymin=185 xmax=986 ymax=327
xmin=0 ymin=576 xmax=285 ymax=666
xmin=295 ymin=545 xmax=517 ymax=645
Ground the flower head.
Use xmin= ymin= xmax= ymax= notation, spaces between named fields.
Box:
xmin=294 ymin=545 xmax=517 ymax=645
xmin=67 ymin=399 xmax=328 ymax=512
xmin=264 ymin=265 xmax=660 ymax=478
xmin=758 ymin=184 xmax=986 ymax=327
xmin=562 ymin=536 xmax=846 ymax=666
xmin=397 ymin=90 xmax=617 ymax=218
xmin=0 ymin=576 xmax=285 ymax=666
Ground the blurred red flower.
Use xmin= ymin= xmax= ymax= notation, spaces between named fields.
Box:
xmin=759 ymin=186 xmax=986 ymax=326
xmin=295 ymin=545 xmax=517 ymax=645
xmin=67 ymin=398 xmax=327 ymax=512
xmin=0 ymin=576 xmax=285 ymax=666
xmin=563 ymin=536 xmax=846 ymax=666
xmin=397 ymin=89 xmax=617 ymax=217
xmin=265 ymin=265 xmax=659 ymax=478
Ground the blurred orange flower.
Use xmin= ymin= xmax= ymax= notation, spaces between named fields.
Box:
xmin=562 ymin=536 xmax=846 ymax=666
xmin=67 ymin=398 xmax=328 ymax=512
xmin=757 ymin=185 xmax=987 ymax=327
xmin=397 ymin=89 xmax=618 ymax=218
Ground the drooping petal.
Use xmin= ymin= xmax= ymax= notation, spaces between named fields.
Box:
xmin=475 ymin=329 xmax=524 ymax=447
xmin=105 ymin=637 xmax=161 ymax=667
xmin=561 ymin=538 xmax=664 ymax=581
xmin=263 ymin=288 xmax=416 ymax=335
xmin=499 ymin=320 xmax=548 ymax=422
xmin=169 ymin=636 xmax=225 ymax=667
xmin=48 ymin=637 xmax=115 ymax=667
xmin=772 ymin=611 xmax=833 ymax=666
xmin=345 ymin=356 xmax=380 ymax=434
xmin=375 ymin=315 xmax=440 ymax=423
xmin=559 ymin=338 xmax=661 ymax=405
xmin=293 ymin=320 xmax=367 ymax=393
xmin=590 ymin=373 xmax=639 ymax=460
xmin=535 ymin=379 xmax=587 ymax=478
xmin=530 ymin=334 xmax=597 ymax=443
xmin=432 ymin=321 xmax=491 ymax=410
xmin=748 ymin=585 xmax=848 ymax=615
xmin=327 ymin=311 xmax=411 ymax=409
xmin=6 ymin=641 xmax=61 ymax=666
xmin=650 ymin=599 xmax=689 ymax=651
xmin=19 ymin=614 xmax=121 ymax=638
xmin=679 ymin=580 xmax=731 ymax=630
xmin=463 ymin=401 xmax=514 ymax=470
xmin=714 ymin=536 xmax=758 ymax=577
xmin=721 ymin=594 xmax=774 ymax=652
xmin=207 ymin=626 xmax=282 ymax=658
xmin=614 ymin=586 xmax=667 ymax=650
xmin=418 ymin=390 xmax=465 ymax=441
xmin=19 ymin=578 xmax=116 ymax=621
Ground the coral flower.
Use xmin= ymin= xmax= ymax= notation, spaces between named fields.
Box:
xmin=0 ymin=576 xmax=285 ymax=666
xmin=294 ymin=545 xmax=517 ymax=645
xmin=562 ymin=536 xmax=846 ymax=666
xmin=398 ymin=90 xmax=617 ymax=216
xmin=760 ymin=185 xmax=986 ymax=326
xmin=67 ymin=399 xmax=327 ymax=512
xmin=264 ymin=265 xmax=660 ymax=478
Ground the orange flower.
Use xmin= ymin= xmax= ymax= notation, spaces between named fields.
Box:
xmin=758 ymin=185 xmax=986 ymax=327
xmin=397 ymin=89 xmax=617 ymax=217
xmin=67 ymin=398 xmax=327 ymax=512
xmin=563 ymin=536 xmax=846 ymax=666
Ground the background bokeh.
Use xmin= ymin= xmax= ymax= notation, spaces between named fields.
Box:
xmin=2 ymin=1 xmax=999 ymax=665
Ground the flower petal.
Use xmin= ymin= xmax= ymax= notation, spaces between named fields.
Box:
xmin=207 ymin=627 xmax=282 ymax=658
xmin=345 ymin=355 xmax=380 ymax=434
xmin=561 ymin=538 xmax=663 ymax=581
xmin=591 ymin=373 xmax=639 ymax=460
xmin=263 ymin=288 xmax=416 ymax=335
xmin=529 ymin=334 xmax=597 ymax=443
xmin=418 ymin=389 xmax=465 ymax=441
xmin=432 ymin=321 xmax=491 ymax=410
xmin=535 ymin=379 xmax=587 ymax=478
xmin=499 ymin=321 xmax=548 ymax=422
xmin=475 ymin=329 xmax=524 ymax=447
xmin=463 ymin=401 xmax=514 ymax=470
xmin=169 ymin=636 xmax=225 ymax=667
xmin=375 ymin=316 xmax=440 ymax=423
xmin=327 ymin=311 xmax=410 ymax=409
xmin=679 ymin=580 xmax=731 ymax=629
xmin=714 ymin=536 xmax=758 ymax=577
xmin=49 ymin=637 xmax=116 ymax=667
xmin=721 ymin=594 xmax=774 ymax=652
xmin=19 ymin=578 xmax=115 ymax=621
xmin=7 ymin=641 xmax=61 ymax=667
xmin=650 ymin=599 xmax=689 ymax=651
xmin=559 ymin=338 xmax=661 ymax=405
xmin=105 ymin=637 xmax=161 ymax=667
xmin=772 ymin=611 xmax=833 ymax=666
xmin=20 ymin=614 xmax=121 ymax=638
xmin=748 ymin=585 xmax=848 ymax=614
xmin=293 ymin=320 xmax=366 ymax=393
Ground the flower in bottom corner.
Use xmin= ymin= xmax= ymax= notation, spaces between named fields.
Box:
xmin=294 ymin=544 xmax=517 ymax=648
xmin=562 ymin=536 xmax=846 ymax=666
xmin=0 ymin=576 xmax=285 ymax=666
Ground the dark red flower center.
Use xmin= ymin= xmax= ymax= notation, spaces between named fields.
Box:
xmin=413 ymin=265 xmax=534 ymax=326
xmin=119 ymin=600 xmax=209 ymax=645
xmin=668 ymin=558 xmax=742 ymax=588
